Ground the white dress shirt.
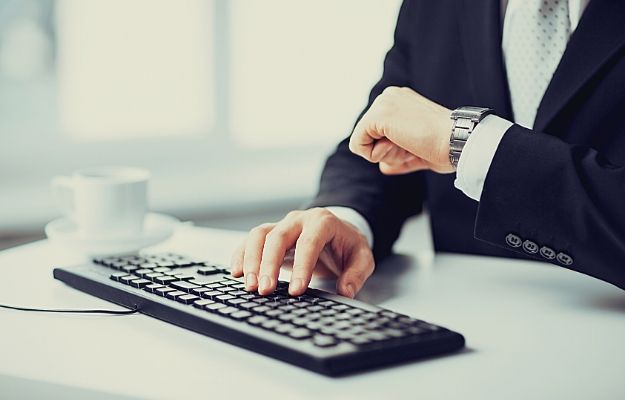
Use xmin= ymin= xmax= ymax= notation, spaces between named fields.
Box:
xmin=328 ymin=0 xmax=590 ymax=247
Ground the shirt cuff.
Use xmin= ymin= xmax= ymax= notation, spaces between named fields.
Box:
xmin=325 ymin=206 xmax=373 ymax=248
xmin=454 ymin=115 xmax=514 ymax=201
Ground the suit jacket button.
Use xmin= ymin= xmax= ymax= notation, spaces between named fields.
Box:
xmin=539 ymin=246 xmax=556 ymax=260
xmin=522 ymin=240 xmax=539 ymax=254
xmin=556 ymin=252 xmax=573 ymax=266
xmin=505 ymin=233 xmax=522 ymax=248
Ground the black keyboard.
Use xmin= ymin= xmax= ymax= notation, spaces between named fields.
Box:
xmin=53 ymin=253 xmax=465 ymax=376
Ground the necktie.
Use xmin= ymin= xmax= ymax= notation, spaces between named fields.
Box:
xmin=503 ymin=0 xmax=571 ymax=128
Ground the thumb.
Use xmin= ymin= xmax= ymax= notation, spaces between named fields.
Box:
xmin=336 ymin=246 xmax=375 ymax=298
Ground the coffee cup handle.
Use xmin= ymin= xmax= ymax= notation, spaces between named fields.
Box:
xmin=51 ymin=176 xmax=75 ymax=220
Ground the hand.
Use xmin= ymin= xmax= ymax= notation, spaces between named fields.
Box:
xmin=230 ymin=208 xmax=375 ymax=298
xmin=349 ymin=86 xmax=454 ymax=174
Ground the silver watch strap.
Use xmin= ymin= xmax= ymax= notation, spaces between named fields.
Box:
xmin=449 ymin=106 xmax=493 ymax=168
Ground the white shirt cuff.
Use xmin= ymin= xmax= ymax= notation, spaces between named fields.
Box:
xmin=325 ymin=206 xmax=373 ymax=248
xmin=454 ymin=115 xmax=514 ymax=201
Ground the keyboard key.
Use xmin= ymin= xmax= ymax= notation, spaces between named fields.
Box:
xmin=289 ymin=328 xmax=312 ymax=340
xmin=219 ymin=287 xmax=235 ymax=293
xmin=134 ymin=268 xmax=154 ymax=277
xmin=155 ymin=276 xmax=178 ymax=285
xmin=177 ymin=294 xmax=200 ymax=305
xmin=260 ymin=320 xmax=281 ymax=330
xmin=188 ymin=279 xmax=216 ymax=286
xmin=335 ymin=313 xmax=351 ymax=320
xmin=193 ymin=299 xmax=216 ymax=309
xmin=292 ymin=318 xmax=309 ymax=326
xmin=119 ymin=275 xmax=139 ymax=285
xmin=226 ymin=298 xmax=247 ymax=306
xmin=215 ymin=294 xmax=235 ymax=302
xmin=347 ymin=308 xmax=364 ymax=316
xmin=154 ymin=287 xmax=176 ymax=296
xmin=171 ymin=280 xmax=200 ymax=293
xmin=251 ymin=306 xmax=270 ymax=313
xmin=218 ymin=306 xmax=239 ymax=316
xmin=153 ymin=267 xmax=172 ymax=273
xmin=110 ymin=272 xmax=129 ymax=282
xmin=350 ymin=336 xmax=372 ymax=346
xmin=275 ymin=323 xmax=296 ymax=334
xmin=205 ymin=283 xmax=224 ymax=290
xmin=201 ymin=290 xmax=224 ymax=300
xmin=265 ymin=309 xmax=282 ymax=317
xmin=144 ymin=283 xmax=165 ymax=293
xmin=307 ymin=305 xmax=324 ymax=312
xmin=130 ymin=278 xmax=151 ymax=288
xmin=252 ymin=298 xmax=269 ymax=304
xmin=197 ymin=266 xmax=220 ymax=275
xmin=231 ymin=290 xmax=247 ymax=296
xmin=305 ymin=322 xmax=322 ymax=331
xmin=291 ymin=308 xmax=308 ymax=316
xmin=239 ymin=302 xmax=259 ymax=310
xmin=205 ymin=303 xmax=227 ymax=311
xmin=247 ymin=315 xmax=269 ymax=326
xmin=191 ymin=287 xmax=212 ymax=296
xmin=332 ymin=304 xmax=349 ymax=311
xmin=171 ymin=274 xmax=195 ymax=281
xmin=145 ymin=272 xmax=165 ymax=281
xmin=312 ymin=335 xmax=338 ymax=348
xmin=278 ymin=314 xmax=296 ymax=322
xmin=230 ymin=310 xmax=253 ymax=321
xmin=319 ymin=301 xmax=335 ymax=307
xmin=165 ymin=290 xmax=187 ymax=301
xmin=320 ymin=309 xmax=337 ymax=317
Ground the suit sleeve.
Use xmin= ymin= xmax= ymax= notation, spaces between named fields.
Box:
xmin=476 ymin=124 xmax=625 ymax=290
xmin=310 ymin=0 xmax=424 ymax=261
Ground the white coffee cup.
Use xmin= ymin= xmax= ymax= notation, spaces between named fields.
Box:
xmin=52 ymin=166 xmax=150 ymax=238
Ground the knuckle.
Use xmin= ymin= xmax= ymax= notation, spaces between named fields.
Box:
xmin=382 ymin=86 xmax=399 ymax=95
xmin=266 ymin=227 xmax=290 ymax=243
xmin=284 ymin=210 xmax=302 ymax=221
xmin=250 ymin=223 xmax=271 ymax=236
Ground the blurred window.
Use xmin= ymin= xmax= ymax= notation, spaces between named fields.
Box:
xmin=0 ymin=0 xmax=401 ymax=228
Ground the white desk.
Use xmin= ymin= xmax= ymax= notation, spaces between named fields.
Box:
xmin=1 ymin=223 xmax=624 ymax=399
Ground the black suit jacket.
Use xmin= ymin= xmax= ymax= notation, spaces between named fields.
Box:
xmin=311 ymin=0 xmax=625 ymax=290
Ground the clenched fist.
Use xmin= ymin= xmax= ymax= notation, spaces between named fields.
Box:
xmin=349 ymin=86 xmax=454 ymax=174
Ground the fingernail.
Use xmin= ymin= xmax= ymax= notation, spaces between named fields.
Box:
xmin=345 ymin=283 xmax=355 ymax=298
xmin=259 ymin=275 xmax=271 ymax=294
xmin=245 ymin=272 xmax=257 ymax=290
xmin=289 ymin=278 xmax=303 ymax=295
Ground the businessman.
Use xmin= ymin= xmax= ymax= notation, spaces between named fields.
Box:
xmin=231 ymin=0 xmax=625 ymax=298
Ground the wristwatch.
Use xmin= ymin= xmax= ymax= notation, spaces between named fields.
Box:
xmin=449 ymin=106 xmax=493 ymax=169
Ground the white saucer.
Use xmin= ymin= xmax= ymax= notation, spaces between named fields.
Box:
xmin=45 ymin=213 xmax=180 ymax=256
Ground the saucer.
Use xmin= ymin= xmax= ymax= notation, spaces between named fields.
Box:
xmin=45 ymin=213 xmax=180 ymax=256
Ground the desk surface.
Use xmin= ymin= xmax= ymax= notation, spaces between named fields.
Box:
xmin=1 ymin=223 xmax=624 ymax=400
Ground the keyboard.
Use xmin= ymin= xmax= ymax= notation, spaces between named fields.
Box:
xmin=53 ymin=253 xmax=465 ymax=376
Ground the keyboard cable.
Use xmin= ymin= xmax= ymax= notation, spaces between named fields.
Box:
xmin=0 ymin=303 xmax=139 ymax=315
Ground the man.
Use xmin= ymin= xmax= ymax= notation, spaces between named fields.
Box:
xmin=231 ymin=0 xmax=625 ymax=298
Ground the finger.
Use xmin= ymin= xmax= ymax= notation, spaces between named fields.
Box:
xmin=336 ymin=246 xmax=375 ymax=298
xmin=370 ymin=138 xmax=394 ymax=163
xmin=379 ymin=155 xmax=429 ymax=175
xmin=290 ymin=213 xmax=336 ymax=296
xmin=258 ymin=219 xmax=302 ymax=295
xmin=230 ymin=239 xmax=246 ymax=277
xmin=349 ymin=113 xmax=379 ymax=161
xmin=242 ymin=223 xmax=274 ymax=291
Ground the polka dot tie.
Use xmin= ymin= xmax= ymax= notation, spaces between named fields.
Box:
xmin=503 ymin=0 xmax=571 ymax=128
